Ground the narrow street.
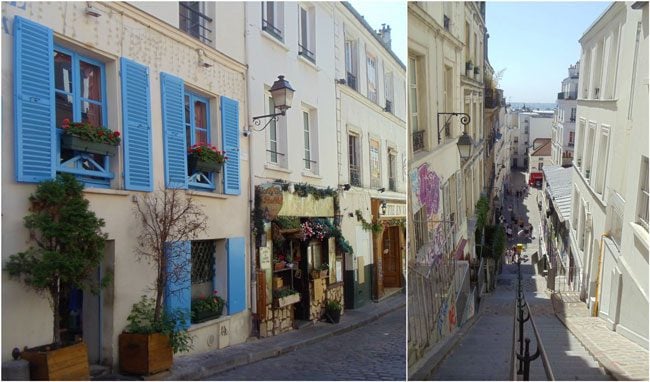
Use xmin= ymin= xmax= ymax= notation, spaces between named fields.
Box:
xmin=205 ymin=306 xmax=406 ymax=381
xmin=428 ymin=171 xmax=611 ymax=381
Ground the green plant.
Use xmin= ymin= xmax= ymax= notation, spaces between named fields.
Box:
xmin=4 ymin=174 xmax=111 ymax=345
xmin=355 ymin=210 xmax=383 ymax=233
xmin=319 ymin=263 xmax=329 ymax=271
xmin=188 ymin=143 xmax=227 ymax=165
xmin=275 ymin=216 xmax=301 ymax=230
xmin=326 ymin=300 xmax=342 ymax=312
xmin=191 ymin=290 xmax=225 ymax=318
xmin=61 ymin=118 xmax=121 ymax=145
xmin=125 ymin=296 xmax=193 ymax=353
xmin=273 ymin=287 xmax=298 ymax=299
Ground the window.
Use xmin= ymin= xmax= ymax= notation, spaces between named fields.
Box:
xmin=572 ymin=187 xmax=580 ymax=230
xmin=637 ymin=157 xmax=649 ymax=231
xmin=384 ymin=71 xmax=394 ymax=113
xmin=409 ymin=56 xmax=424 ymax=151
xmin=465 ymin=22 xmax=470 ymax=63
xmin=366 ymin=53 xmax=378 ymax=103
xmin=180 ymin=2 xmax=212 ymax=44
xmin=594 ymin=127 xmax=610 ymax=194
xmin=267 ymin=94 xmax=287 ymax=167
xmin=191 ymin=240 xmax=216 ymax=300
xmin=348 ymin=134 xmax=361 ymax=186
xmin=345 ymin=38 xmax=358 ymax=90
xmin=185 ymin=92 xmax=216 ymax=190
xmin=584 ymin=123 xmax=596 ymax=181
xmin=298 ymin=5 xmax=315 ymax=63
xmin=369 ymin=138 xmax=381 ymax=189
xmin=388 ymin=149 xmax=397 ymax=191
xmin=54 ymin=47 xmax=112 ymax=188
xmin=569 ymin=131 xmax=575 ymax=146
xmin=302 ymin=108 xmax=318 ymax=173
xmin=575 ymin=120 xmax=585 ymax=167
xmin=608 ymin=192 xmax=625 ymax=247
xmin=262 ymin=1 xmax=284 ymax=41
xmin=570 ymin=107 xmax=576 ymax=122
xmin=413 ymin=207 xmax=429 ymax=255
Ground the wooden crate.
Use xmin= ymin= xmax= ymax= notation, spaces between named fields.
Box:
xmin=119 ymin=332 xmax=173 ymax=376
xmin=21 ymin=341 xmax=89 ymax=380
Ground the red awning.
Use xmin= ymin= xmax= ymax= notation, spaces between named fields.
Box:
xmin=455 ymin=239 xmax=468 ymax=260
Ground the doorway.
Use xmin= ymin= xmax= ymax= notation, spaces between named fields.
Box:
xmin=382 ymin=226 xmax=402 ymax=288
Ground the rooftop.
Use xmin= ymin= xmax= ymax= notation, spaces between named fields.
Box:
xmin=542 ymin=165 xmax=573 ymax=222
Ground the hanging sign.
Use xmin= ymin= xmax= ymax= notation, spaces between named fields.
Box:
xmin=259 ymin=186 xmax=283 ymax=220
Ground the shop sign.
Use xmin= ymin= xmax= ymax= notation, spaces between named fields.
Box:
xmin=259 ymin=186 xmax=283 ymax=220
xmin=383 ymin=202 xmax=407 ymax=217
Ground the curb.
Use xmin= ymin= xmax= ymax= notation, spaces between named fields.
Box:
xmin=550 ymin=295 xmax=629 ymax=381
xmin=165 ymin=294 xmax=405 ymax=380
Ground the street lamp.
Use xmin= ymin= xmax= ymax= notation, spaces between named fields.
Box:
xmin=251 ymin=75 xmax=295 ymax=131
xmin=457 ymin=131 xmax=473 ymax=160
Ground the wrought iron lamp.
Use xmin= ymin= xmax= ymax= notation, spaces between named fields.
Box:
xmin=251 ymin=75 xmax=295 ymax=132
xmin=437 ymin=112 xmax=470 ymax=144
xmin=457 ymin=131 xmax=473 ymax=160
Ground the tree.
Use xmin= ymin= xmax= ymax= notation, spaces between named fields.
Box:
xmin=132 ymin=187 xmax=207 ymax=325
xmin=5 ymin=174 xmax=110 ymax=346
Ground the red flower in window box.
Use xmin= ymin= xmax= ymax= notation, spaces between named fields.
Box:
xmin=60 ymin=119 xmax=121 ymax=146
xmin=187 ymin=143 xmax=227 ymax=165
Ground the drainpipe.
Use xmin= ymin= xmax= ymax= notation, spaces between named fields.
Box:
xmin=243 ymin=3 xmax=257 ymax=320
xmin=592 ymin=232 xmax=609 ymax=317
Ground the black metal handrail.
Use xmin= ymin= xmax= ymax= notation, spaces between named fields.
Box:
xmin=346 ymin=72 xmax=357 ymax=90
xmin=512 ymin=259 xmax=555 ymax=381
xmin=262 ymin=19 xmax=283 ymax=41
xmin=179 ymin=2 xmax=213 ymax=44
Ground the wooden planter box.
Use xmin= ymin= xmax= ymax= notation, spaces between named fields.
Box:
xmin=310 ymin=269 xmax=328 ymax=279
xmin=118 ymin=332 xmax=172 ymax=376
xmin=21 ymin=341 xmax=89 ymax=380
xmin=61 ymin=134 xmax=118 ymax=156
xmin=188 ymin=155 xmax=222 ymax=173
xmin=273 ymin=293 xmax=300 ymax=308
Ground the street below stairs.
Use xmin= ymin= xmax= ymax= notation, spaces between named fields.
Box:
xmin=206 ymin=305 xmax=406 ymax=381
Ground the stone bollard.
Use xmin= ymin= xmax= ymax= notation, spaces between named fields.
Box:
xmin=2 ymin=359 xmax=30 ymax=381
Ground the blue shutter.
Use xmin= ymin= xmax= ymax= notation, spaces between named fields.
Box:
xmin=161 ymin=73 xmax=187 ymax=189
xmin=221 ymin=96 xmax=240 ymax=195
xmin=164 ymin=241 xmax=191 ymax=330
xmin=121 ymin=58 xmax=153 ymax=191
xmin=227 ymin=237 xmax=246 ymax=315
xmin=13 ymin=16 xmax=55 ymax=182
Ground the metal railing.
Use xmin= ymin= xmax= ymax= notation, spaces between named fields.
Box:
xmin=388 ymin=178 xmax=396 ymax=192
xmin=346 ymin=72 xmax=357 ymax=90
xmin=512 ymin=259 xmax=555 ymax=381
xmin=179 ymin=2 xmax=213 ymax=44
xmin=412 ymin=130 xmax=425 ymax=151
xmin=349 ymin=165 xmax=361 ymax=187
xmin=298 ymin=44 xmax=316 ymax=63
xmin=262 ymin=19 xmax=283 ymax=41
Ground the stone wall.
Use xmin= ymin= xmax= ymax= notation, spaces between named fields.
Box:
xmin=310 ymin=282 xmax=345 ymax=322
xmin=259 ymin=304 xmax=295 ymax=338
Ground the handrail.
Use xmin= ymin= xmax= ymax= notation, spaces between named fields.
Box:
xmin=525 ymin=299 xmax=555 ymax=381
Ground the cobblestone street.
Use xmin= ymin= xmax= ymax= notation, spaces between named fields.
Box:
xmin=205 ymin=307 xmax=406 ymax=381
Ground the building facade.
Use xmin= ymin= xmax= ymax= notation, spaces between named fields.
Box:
xmin=513 ymin=111 xmax=553 ymax=169
xmin=2 ymin=1 xmax=251 ymax=365
xmin=570 ymin=1 xmax=648 ymax=349
xmin=552 ymin=62 xmax=579 ymax=167
xmin=334 ymin=3 xmax=407 ymax=308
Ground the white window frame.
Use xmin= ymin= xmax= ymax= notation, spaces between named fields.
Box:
xmin=302 ymin=106 xmax=318 ymax=174
xmin=348 ymin=132 xmax=361 ymax=187
xmin=408 ymin=56 xmax=419 ymax=132
xmin=366 ymin=52 xmax=378 ymax=103
xmin=369 ymin=137 xmax=382 ymax=189
xmin=261 ymin=1 xmax=284 ymax=41
xmin=637 ymin=156 xmax=649 ymax=231
xmin=298 ymin=5 xmax=316 ymax=62
xmin=266 ymin=92 xmax=287 ymax=168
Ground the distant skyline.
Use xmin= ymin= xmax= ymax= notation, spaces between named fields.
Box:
xmin=487 ymin=1 xmax=611 ymax=103
xmin=348 ymin=0 xmax=407 ymax=65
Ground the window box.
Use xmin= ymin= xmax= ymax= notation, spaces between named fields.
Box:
xmin=188 ymin=154 xmax=222 ymax=174
xmin=191 ymin=309 xmax=223 ymax=324
xmin=61 ymin=134 xmax=118 ymax=156
xmin=273 ymin=293 xmax=300 ymax=308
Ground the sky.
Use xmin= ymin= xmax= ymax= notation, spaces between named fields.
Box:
xmin=348 ymin=0 xmax=407 ymax=65
xmin=486 ymin=1 xmax=612 ymax=103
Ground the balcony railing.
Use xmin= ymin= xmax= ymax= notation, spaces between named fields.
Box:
xmin=385 ymin=100 xmax=393 ymax=113
xmin=298 ymin=44 xmax=316 ymax=63
xmin=389 ymin=178 xmax=396 ymax=192
xmin=557 ymin=91 xmax=577 ymax=100
xmin=444 ymin=15 xmax=450 ymax=31
xmin=349 ymin=165 xmax=361 ymax=187
xmin=179 ymin=2 xmax=213 ymax=44
xmin=346 ymin=72 xmax=357 ymax=90
xmin=412 ymin=130 xmax=425 ymax=151
xmin=262 ymin=19 xmax=283 ymax=41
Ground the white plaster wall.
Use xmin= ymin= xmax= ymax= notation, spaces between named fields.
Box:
xmin=1 ymin=2 xmax=250 ymax=363
xmin=245 ymin=2 xmax=337 ymax=189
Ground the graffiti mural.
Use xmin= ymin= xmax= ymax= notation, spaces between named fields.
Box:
xmin=409 ymin=163 xmax=440 ymax=218
xmin=437 ymin=300 xmax=448 ymax=338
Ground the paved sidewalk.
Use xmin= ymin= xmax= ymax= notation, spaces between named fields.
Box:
xmin=552 ymin=294 xmax=650 ymax=381
xmin=96 ymin=290 xmax=405 ymax=380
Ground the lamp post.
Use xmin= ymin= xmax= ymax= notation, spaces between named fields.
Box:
xmin=457 ymin=131 xmax=473 ymax=160
xmin=437 ymin=112 xmax=471 ymax=144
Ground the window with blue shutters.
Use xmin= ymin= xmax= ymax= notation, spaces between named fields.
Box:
xmin=54 ymin=46 xmax=113 ymax=188
xmin=185 ymin=92 xmax=217 ymax=190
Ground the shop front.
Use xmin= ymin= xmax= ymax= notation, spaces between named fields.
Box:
xmin=254 ymin=183 xmax=351 ymax=337
xmin=371 ymin=198 xmax=407 ymax=300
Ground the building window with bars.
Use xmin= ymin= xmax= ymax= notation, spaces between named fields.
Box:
xmin=637 ymin=156 xmax=649 ymax=231
xmin=191 ymin=240 xmax=216 ymax=299
xmin=409 ymin=56 xmax=423 ymax=151
xmin=366 ymin=53 xmax=378 ymax=103
xmin=388 ymin=150 xmax=397 ymax=191
xmin=302 ymin=108 xmax=318 ymax=173
xmin=261 ymin=1 xmax=284 ymax=41
xmin=267 ymin=94 xmax=287 ymax=167
xmin=348 ymin=134 xmax=361 ymax=187
xmin=298 ymin=5 xmax=316 ymax=63
xmin=179 ymin=2 xmax=213 ymax=44
xmin=345 ymin=38 xmax=358 ymax=90
xmin=369 ymin=138 xmax=381 ymax=189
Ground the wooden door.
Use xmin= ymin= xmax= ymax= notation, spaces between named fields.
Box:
xmin=382 ymin=226 xmax=402 ymax=288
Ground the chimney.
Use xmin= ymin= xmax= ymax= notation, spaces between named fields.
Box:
xmin=568 ymin=61 xmax=579 ymax=78
xmin=377 ymin=24 xmax=392 ymax=49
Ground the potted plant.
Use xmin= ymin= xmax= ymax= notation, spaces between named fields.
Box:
xmin=324 ymin=300 xmax=342 ymax=324
xmin=60 ymin=118 xmax=121 ymax=156
xmin=191 ymin=290 xmax=226 ymax=324
xmin=273 ymin=287 xmax=301 ymax=308
xmin=119 ymin=188 xmax=207 ymax=375
xmin=5 ymin=174 xmax=111 ymax=380
xmin=311 ymin=263 xmax=329 ymax=279
xmin=187 ymin=143 xmax=227 ymax=174
xmin=119 ymin=296 xmax=192 ymax=376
